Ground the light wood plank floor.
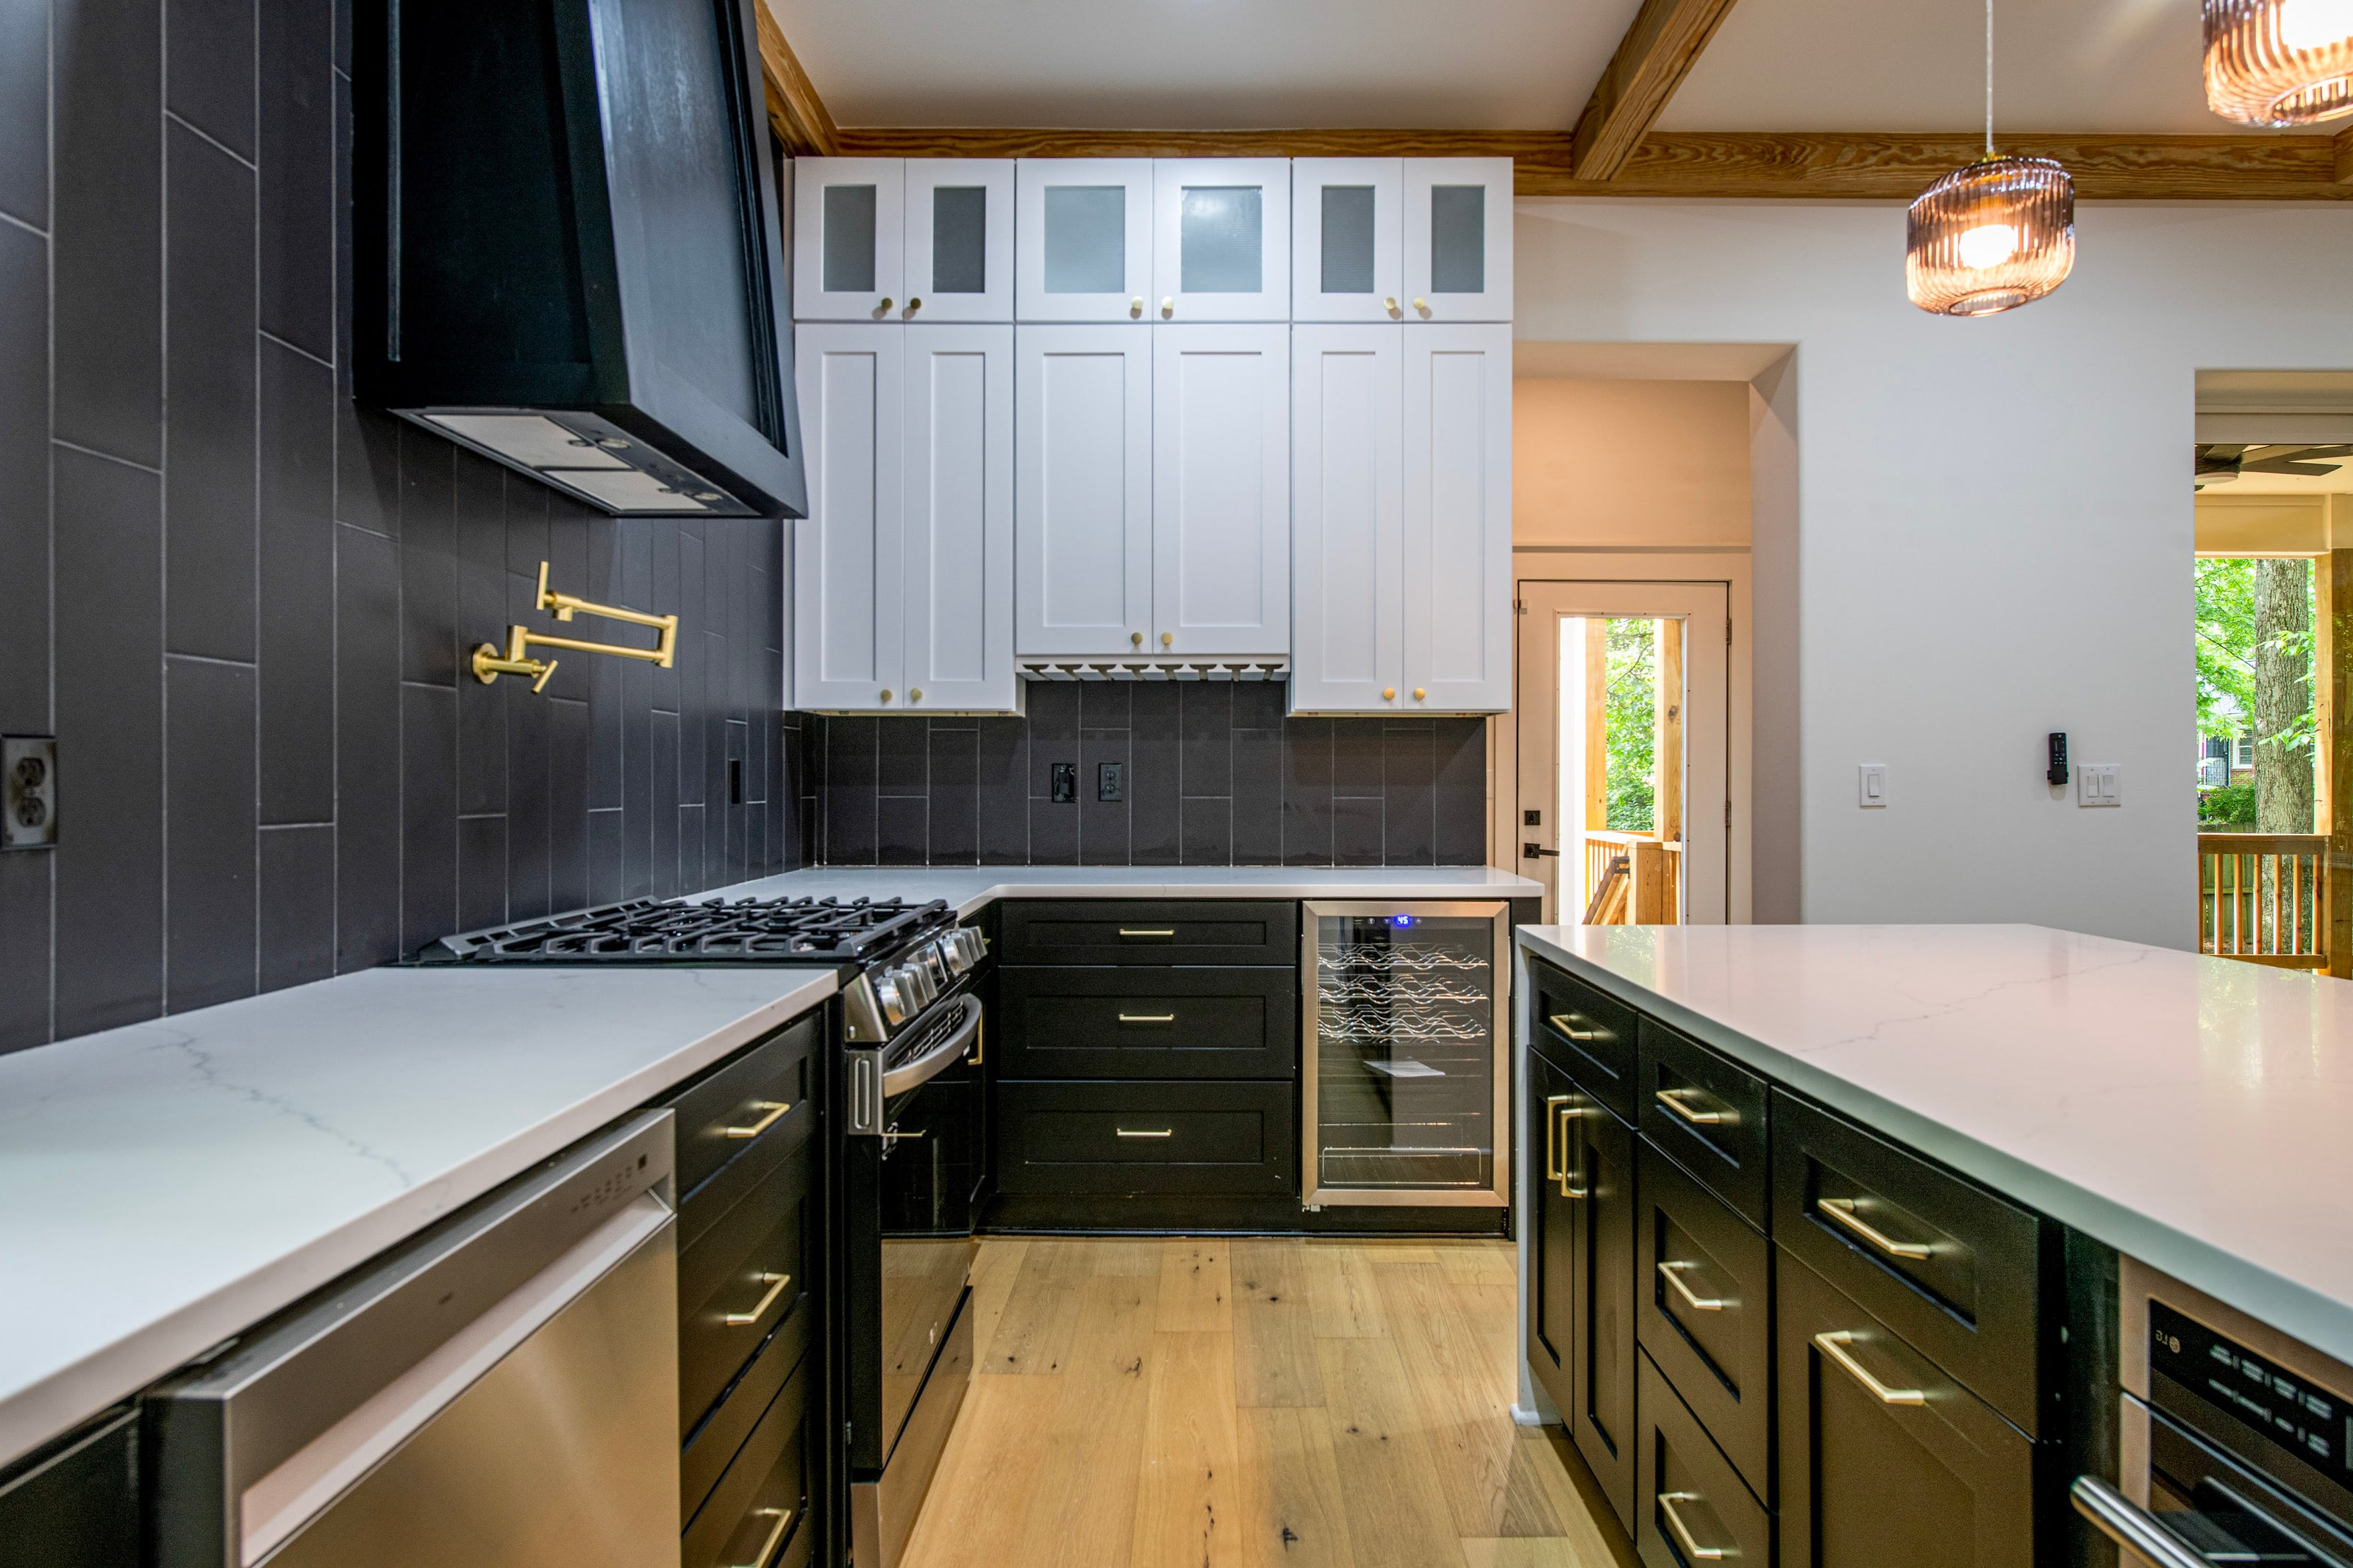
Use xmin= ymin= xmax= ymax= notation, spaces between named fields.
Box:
xmin=899 ymin=1238 xmax=1629 ymax=1568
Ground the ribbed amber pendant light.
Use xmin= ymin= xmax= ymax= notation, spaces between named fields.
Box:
xmin=2206 ymin=0 xmax=2353 ymax=126
xmin=1904 ymin=0 xmax=2076 ymax=317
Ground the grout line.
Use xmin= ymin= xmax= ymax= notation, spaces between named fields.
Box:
xmin=41 ymin=0 xmax=57 ymax=1040
xmin=164 ymin=649 xmax=257 ymax=670
xmin=52 ymin=437 xmax=162 ymax=476
xmin=0 ymin=207 xmax=46 ymax=241
xmin=260 ymin=328 xmax=332 ymax=371
xmin=164 ymin=109 xmax=257 ymax=172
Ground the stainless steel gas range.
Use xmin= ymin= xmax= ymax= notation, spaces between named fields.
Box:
xmin=418 ymin=891 xmax=993 ymax=1568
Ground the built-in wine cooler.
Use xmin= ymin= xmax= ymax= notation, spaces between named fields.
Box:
xmin=1302 ymin=901 xmax=1512 ymax=1208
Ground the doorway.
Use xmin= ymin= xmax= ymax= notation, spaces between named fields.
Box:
xmin=1515 ymin=581 xmax=1731 ymax=926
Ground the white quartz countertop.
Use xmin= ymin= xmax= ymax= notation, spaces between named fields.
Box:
xmin=0 ymin=964 xmax=838 ymax=1469
xmin=1518 ymin=923 xmax=2353 ymax=1370
xmin=701 ymin=864 xmax=1542 ymax=913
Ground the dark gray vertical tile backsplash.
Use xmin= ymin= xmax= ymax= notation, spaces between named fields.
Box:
xmin=807 ymin=683 xmax=1488 ymax=872
xmin=0 ymin=2 xmax=802 ymax=1052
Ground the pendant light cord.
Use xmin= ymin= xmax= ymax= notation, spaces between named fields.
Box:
xmin=1985 ymin=0 xmax=1995 ymax=157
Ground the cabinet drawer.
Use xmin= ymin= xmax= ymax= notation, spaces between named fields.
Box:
xmin=999 ymin=901 xmax=1293 ymax=965
xmin=660 ymin=1013 xmax=821 ymax=1201
xmin=1776 ymin=1253 xmax=2034 ymax=1568
xmin=1771 ymin=1090 xmax=2047 ymax=1434
xmin=1633 ymin=1351 xmax=1771 ymax=1568
xmin=683 ymin=1348 xmax=811 ymax=1568
xmin=679 ymin=1148 xmax=810 ymax=1435
xmin=995 ymin=1080 xmax=1295 ymax=1195
xmin=1636 ymin=1142 xmax=1774 ymax=1503
xmin=996 ymin=966 xmax=1296 ymax=1079
xmin=682 ymin=1295 xmax=811 ymax=1528
xmin=1638 ymin=1018 xmax=1769 ymax=1231
xmin=1528 ymin=958 xmax=1637 ymax=1121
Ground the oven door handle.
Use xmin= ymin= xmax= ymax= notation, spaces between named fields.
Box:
xmin=881 ymin=996 xmax=985 ymax=1097
xmin=2070 ymin=1477 xmax=2213 ymax=1568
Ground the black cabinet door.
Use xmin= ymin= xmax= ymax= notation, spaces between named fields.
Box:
xmin=1527 ymin=1050 xmax=1579 ymax=1423
xmin=0 ymin=1408 xmax=138 ymax=1568
xmin=1568 ymin=1096 xmax=1639 ymax=1534
xmin=1777 ymin=1252 xmax=2035 ymax=1568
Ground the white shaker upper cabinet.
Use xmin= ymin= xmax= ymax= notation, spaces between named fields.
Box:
xmin=1150 ymin=325 xmax=1290 ymax=657
xmin=793 ymin=323 xmax=904 ymax=709
xmin=1015 ymin=325 xmax=1152 ymax=654
xmin=1150 ymin=159 xmax=1290 ymax=322
xmin=1402 ymin=159 xmax=1513 ymax=323
xmin=902 ymin=325 xmax=1015 ymax=711
xmin=1290 ymin=159 xmax=1404 ymax=324
xmin=901 ymin=160 xmax=1013 ymax=324
xmin=1289 ymin=324 xmax=1403 ymax=713
xmin=1402 ymin=324 xmax=1512 ymax=712
xmin=1015 ymin=160 xmax=1154 ymax=323
xmin=793 ymin=159 xmax=905 ymax=321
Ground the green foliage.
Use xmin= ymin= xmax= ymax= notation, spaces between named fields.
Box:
xmin=1604 ymin=619 xmax=1656 ymax=832
xmin=2195 ymin=557 xmax=2315 ymax=755
xmin=2199 ymin=781 xmax=2257 ymax=826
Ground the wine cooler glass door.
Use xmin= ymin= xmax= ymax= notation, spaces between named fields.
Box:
xmin=1305 ymin=902 xmax=1510 ymax=1207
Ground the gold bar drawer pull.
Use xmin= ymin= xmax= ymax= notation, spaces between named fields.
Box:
xmin=1549 ymin=1013 xmax=1614 ymax=1044
xmin=1115 ymin=1128 xmax=1174 ymax=1138
xmin=1657 ymin=1493 xmax=1731 ymax=1561
xmin=723 ymin=1272 xmax=793 ymax=1326
xmin=1817 ymin=1197 xmax=1932 ymax=1259
xmin=1655 ymin=1086 xmax=1726 ymax=1125
xmin=1814 ymin=1330 xmax=1927 ymax=1405
xmin=722 ymin=1100 xmax=792 ymax=1139
xmin=1118 ymin=928 xmax=1176 ymax=938
xmin=1657 ymin=1261 xmax=1729 ymax=1311
xmin=729 ymin=1506 xmax=794 ymax=1568
xmin=1118 ymin=1013 xmax=1176 ymax=1025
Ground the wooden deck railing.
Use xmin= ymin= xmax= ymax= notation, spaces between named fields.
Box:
xmin=2199 ymin=833 xmax=2329 ymax=968
xmin=1582 ymin=832 xmax=1682 ymax=925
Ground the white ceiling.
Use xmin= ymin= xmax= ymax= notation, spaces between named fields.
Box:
xmin=771 ymin=0 xmax=2290 ymax=136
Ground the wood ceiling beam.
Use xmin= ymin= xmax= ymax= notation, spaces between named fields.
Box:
xmin=1568 ymin=0 xmax=1746 ymax=182
xmin=755 ymin=3 xmax=840 ymax=157
xmin=832 ymin=126 xmax=2353 ymax=201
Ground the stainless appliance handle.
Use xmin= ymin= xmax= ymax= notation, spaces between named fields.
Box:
xmin=2071 ymin=1476 xmax=2213 ymax=1568
xmin=881 ymin=995 xmax=984 ymax=1096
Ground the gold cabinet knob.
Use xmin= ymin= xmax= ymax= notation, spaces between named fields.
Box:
xmin=910 ymin=687 xmax=924 ymax=701
xmin=1161 ymin=631 xmax=1174 ymax=647
xmin=1411 ymin=296 xmax=1427 ymax=315
xmin=1382 ymin=687 xmax=1396 ymax=701
xmin=879 ymin=689 xmax=893 ymax=703
xmin=1130 ymin=296 xmax=1144 ymax=317
xmin=907 ymin=297 xmax=922 ymax=314
xmin=1130 ymin=631 xmax=1143 ymax=647
xmin=1384 ymin=296 xmax=1399 ymax=315
xmin=1413 ymin=687 xmax=1427 ymax=701
xmin=1160 ymin=296 xmax=1174 ymax=317
xmin=878 ymin=297 xmax=894 ymax=313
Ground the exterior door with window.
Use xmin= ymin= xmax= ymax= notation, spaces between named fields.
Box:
xmin=1514 ymin=581 xmax=1731 ymax=925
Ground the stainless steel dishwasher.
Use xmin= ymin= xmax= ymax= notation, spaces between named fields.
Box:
xmin=150 ymin=1111 xmax=680 ymax=1568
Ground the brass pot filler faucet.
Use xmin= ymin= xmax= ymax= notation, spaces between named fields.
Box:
xmin=471 ymin=561 xmax=679 ymax=693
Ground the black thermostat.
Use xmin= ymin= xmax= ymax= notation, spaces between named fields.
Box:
xmin=2047 ymin=733 xmax=2068 ymax=787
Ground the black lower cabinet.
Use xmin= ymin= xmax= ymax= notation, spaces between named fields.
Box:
xmin=0 ymin=1408 xmax=137 ymax=1568
xmin=1634 ymin=1352 xmax=1772 ymax=1568
xmin=1636 ymin=1140 xmax=1774 ymax=1504
xmin=994 ymin=1080 xmax=1295 ymax=1196
xmin=1777 ymin=1252 xmax=2035 ymax=1568
xmin=1527 ymin=1049 xmax=1579 ymax=1422
xmin=1566 ymin=1083 xmax=1639 ymax=1533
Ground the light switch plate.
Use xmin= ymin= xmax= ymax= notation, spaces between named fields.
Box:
xmin=3 ymin=736 xmax=57 ymax=849
xmin=1857 ymin=763 xmax=1888 ymax=808
xmin=2078 ymin=763 xmax=2121 ymax=807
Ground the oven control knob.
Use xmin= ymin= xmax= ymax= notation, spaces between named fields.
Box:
xmin=892 ymin=964 xmax=934 ymax=1009
xmin=873 ymin=972 xmax=907 ymax=1026
xmin=941 ymin=933 xmax=974 ymax=974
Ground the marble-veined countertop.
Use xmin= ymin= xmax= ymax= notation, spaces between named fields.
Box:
xmin=699 ymin=863 xmax=1541 ymax=912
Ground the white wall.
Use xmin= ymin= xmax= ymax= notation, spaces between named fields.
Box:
xmin=1514 ymin=199 xmax=2353 ymax=947
xmin=1514 ymin=379 xmax=1753 ymax=548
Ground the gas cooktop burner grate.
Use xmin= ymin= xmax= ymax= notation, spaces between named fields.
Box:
xmin=419 ymin=895 xmax=954 ymax=964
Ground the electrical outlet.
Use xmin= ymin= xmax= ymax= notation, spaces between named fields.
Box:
xmin=1857 ymin=763 xmax=1888 ymax=809
xmin=4 ymin=737 xmax=57 ymax=849
xmin=2078 ymin=763 xmax=2121 ymax=807
xmin=1050 ymin=762 xmax=1077 ymax=803
xmin=1097 ymin=762 xmax=1124 ymax=802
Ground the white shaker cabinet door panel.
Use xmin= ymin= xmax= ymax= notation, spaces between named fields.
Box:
xmin=903 ymin=326 xmax=1016 ymax=711
xmin=1015 ymin=160 xmax=1154 ymax=323
xmin=1402 ymin=158 xmax=1513 ymax=323
xmin=793 ymin=323 xmax=904 ymax=710
xmin=1289 ymin=324 xmax=1403 ymax=713
xmin=793 ymin=158 xmax=904 ymax=321
xmin=1402 ymin=323 xmax=1512 ymax=713
xmin=1015 ymin=324 xmax=1152 ymax=655
xmin=902 ymin=160 xmax=1013 ymax=323
xmin=1151 ymin=158 xmax=1290 ymax=323
xmin=1149 ymin=324 xmax=1290 ymax=657
xmin=1291 ymin=159 xmax=1404 ymax=324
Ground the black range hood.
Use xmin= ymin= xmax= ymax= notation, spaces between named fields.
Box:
xmin=354 ymin=0 xmax=805 ymax=519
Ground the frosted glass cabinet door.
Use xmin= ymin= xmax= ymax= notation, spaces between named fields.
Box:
xmin=902 ymin=326 xmax=1016 ymax=711
xmin=901 ymin=160 xmax=1013 ymax=323
xmin=1402 ymin=158 xmax=1513 ymax=323
xmin=1289 ymin=324 xmax=1403 ymax=712
xmin=1150 ymin=325 xmax=1290 ymax=656
xmin=1150 ymin=159 xmax=1290 ymax=322
xmin=793 ymin=323 xmax=905 ymax=710
xmin=1015 ymin=325 xmax=1152 ymax=654
xmin=793 ymin=158 xmax=905 ymax=321
xmin=1291 ymin=159 xmax=1403 ymax=323
xmin=1015 ymin=160 xmax=1154 ymax=322
xmin=1402 ymin=324 xmax=1511 ymax=712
